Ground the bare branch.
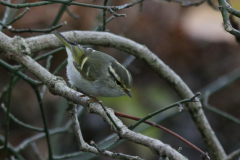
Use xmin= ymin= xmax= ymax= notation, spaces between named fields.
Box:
xmin=129 ymin=93 xmax=200 ymax=130
xmin=0 ymin=134 xmax=25 ymax=160
xmin=7 ymin=7 xmax=29 ymax=25
xmin=9 ymin=21 xmax=67 ymax=33
xmin=115 ymin=110 xmax=208 ymax=159
xmin=156 ymin=0 xmax=206 ymax=7
xmin=224 ymin=0 xmax=240 ymax=17
xmin=203 ymin=92 xmax=240 ymax=126
xmin=66 ymin=8 xmax=79 ymax=19
xmin=1 ymin=104 xmax=44 ymax=132
xmin=0 ymin=0 xmax=11 ymax=31
xmin=16 ymin=127 xmax=68 ymax=152
xmin=224 ymin=148 xmax=240 ymax=160
xmin=3 ymin=74 xmax=14 ymax=159
xmin=67 ymin=102 xmax=144 ymax=160
xmin=218 ymin=0 xmax=240 ymax=37
xmin=0 ymin=0 xmax=144 ymax=11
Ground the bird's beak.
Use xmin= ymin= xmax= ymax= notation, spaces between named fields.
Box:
xmin=125 ymin=90 xmax=132 ymax=98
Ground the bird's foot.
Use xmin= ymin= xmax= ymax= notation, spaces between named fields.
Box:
xmin=80 ymin=94 xmax=100 ymax=104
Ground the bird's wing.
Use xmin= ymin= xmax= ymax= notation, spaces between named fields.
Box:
xmin=72 ymin=48 xmax=108 ymax=81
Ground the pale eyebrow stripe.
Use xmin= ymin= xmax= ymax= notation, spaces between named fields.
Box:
xmin=109 ymin=65 xmax=120 ymax=80
xmin=126 ymin=71 xmax=131 ymax=86
xmin=115 ymin=61 xmax=131 ymax=86
xmin=116 ymin=61 xmax=126 ymax=70
xmin=81 ymin=57 xmax=88 ymax=70
xmin=87 ymin=48 xmax=95 ymax=53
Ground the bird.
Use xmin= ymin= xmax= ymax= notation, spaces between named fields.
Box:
xmin=52 ymin=31 xmax=133 ymax=98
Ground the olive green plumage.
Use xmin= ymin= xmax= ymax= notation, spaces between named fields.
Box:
xmin=52 ymin=31 xmax=133 ymax=97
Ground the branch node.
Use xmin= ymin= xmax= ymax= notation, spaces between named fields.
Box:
xmin=90 ymin=140 xmax=105 ymax=154
xmin=12 ymin=36 xmax=31 ymax=55
xmin=190 ymin=92 xmax=201 ymax=101
xmin=200 ymin=152 xmax=210 ymax=160
xmin=224 ymin=23 xmax=233 ymax=32
xmin=107 ymin=8 xmax=126 ymax=17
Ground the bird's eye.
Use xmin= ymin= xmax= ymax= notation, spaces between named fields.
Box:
xmin=115 ymin=80 xmax=121 ymax=86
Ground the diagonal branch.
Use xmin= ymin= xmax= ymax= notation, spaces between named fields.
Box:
xmin=218 ymin=0 xmax=240 ymax=37
xmin=67 ymin=102 xmax=143 ymax=160
xmin=115 ymin=110 xmax=208 ymax=159
xmin=224 ymin=148 xmax=240 ymax=160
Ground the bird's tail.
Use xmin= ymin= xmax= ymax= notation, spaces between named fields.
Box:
xmin=52 ymin=31 xmax=71 ymax=49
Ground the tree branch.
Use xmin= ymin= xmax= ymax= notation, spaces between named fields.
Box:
xmin=67 ymin=102 xmax=144 ymax=160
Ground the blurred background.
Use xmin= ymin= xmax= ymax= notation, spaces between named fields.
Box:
xmin=0 ymin=0 xmax=240 ymax=159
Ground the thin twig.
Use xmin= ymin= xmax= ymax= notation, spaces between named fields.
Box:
xmin=66 ymin=8 xmax=79 ymax=19
xmin=170 ymin=0 xmax=206 ymax=6
xmin=53 ymin=152 xmax=83 ymax=160
xmin=0 ymin=75 xmax=21 ymax=102
xmin=68 ymin=102 xmax=144 ymax=160
xmin=1 ymin=104 xmax=44 ymax=132
xmin=90 ymin=141 xmax=104 ymax=154
xmin=139 ymin=1 xmax=143 ymax=11
xmin=0 ymin=59 xmax=41 ymax=86
xmin=0 ymin=0 xmax=144 ymax=11
xmin=129 ymin=93 xmax=200 ymax=130
xmin=3 ymin=74 xmax=14 ymax=159
xmin=0 ymin=0 xmax=11 ymax=31
xmin=0 ymin=0 xmax=54 ymax=9
xmin=40 ymin=55 xmax=52 ymax=97
xmin=0 ymin=20 xmax=9 ymax=29
xmin=218 ymin=0 xmax=240 ymax=37
xmin=31 ymin=142 xmax=44 ymax=160
xmin=33 ymin=87 xmax=53 ymax=160
xmin=122 ymin=55 xmax=135 ymax=68
xmin=224 ymin=0 xmax=240 ymax=17
xmin=53 ymin=59 xmax=67 ymax=75
xmin=107 ymin=8 xmax=126 ymax=17
xmin=225 ymin=148 xmax=240 ymax=160
xmin=35 ymin=47 xmax=64 ymax=62
xmin=0 ymin=134 xmax=25 ymax=160
xmin=207 ymin=0 xmax=219 ymax=10
xmin=99 ymin=102 xmax=120 ymax=131
xmin=203 ymin=92 xmax=240 ymax=126
xmin=111 ymin=0 xmax=145 ymax=11
xmin=157 ymin=0 xmax=206 ymax=6
xmin=0 ymin=47 xmax=63 ymax=101
xmin=115 ymin=111 xmax=209 ymax=159
xmin=52 ymin=4 xmax=68 ymax=26
xmin=7 ymin=7 xmax=29 ymax=25
xmin=17 ymin=47 xmax=64 ymax=71
xmin=9 ymin=21 xmax=66 ymax=33
xmin=16 ymin=127 xmax=68 ymax=152
xmin=95 ymin=15 xmax=115 ymax=31
xmin=199 ymin=65 xmax=240 ymax=99
xmin=102 ymin=0 xmax=109 ymax=31
xmin=67 ymin=102 xmax=86 ymax=149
